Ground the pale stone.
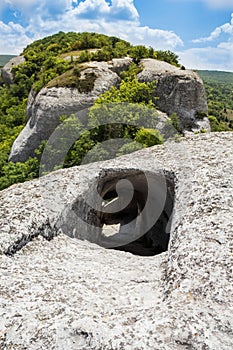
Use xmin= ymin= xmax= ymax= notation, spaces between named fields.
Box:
xmin=1 ymin=55 xmax=25 ymax=86
xmin=137 ymin=59 xmax=210 ymax=131
xmin=9 ymin=62 xmax=120 ymax=162
xmin=0 ymin=132 xmax=232 ymax=349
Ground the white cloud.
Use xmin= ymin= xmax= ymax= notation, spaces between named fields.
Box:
xmin=0 ymin=20 xmax=31 ymax=54
xmin=177 ymin=44 xmax=233 ymax=71
xmin=193 ymin=14 xmax=233 ymax=43
xmin=73 ymin=0 xmax=139 ymax=21
xmin=111 ymin=0 xmax=139 ymax=20
xmin=74 ymin=0 xmax=110 ymax=15
xmin=182 ymin=12 xmax=233 ymax=71
xmin=0 ymin=0 xmax=183 ymax=54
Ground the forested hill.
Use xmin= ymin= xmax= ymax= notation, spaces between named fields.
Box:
xmin=0 ymin=31 xmax=181 ymax=191
xmin=197 ymin=70 xmax=233 ymax=131
xmin=0 ymin=55 xmax=16 ymax=69
xmin=197 ymin=70 xmax=233 ymax=85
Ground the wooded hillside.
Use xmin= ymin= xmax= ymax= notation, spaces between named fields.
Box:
xmin=197 ymin=70 xmax=233 ymax=131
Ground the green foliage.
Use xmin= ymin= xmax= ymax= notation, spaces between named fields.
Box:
xmin=135 ymin=127 xmax=163 ymax=147
xmin=208 ymin=115 xmax=230 ymax=132
xmin=129 ymin=45 xmax=151 ymax=63
xmin=61 ymin=78 xmax=163 ymax=169
xmin=197 ymin=70 xmax=233 ymax=132
xmin=0 ymin=158 xmax=39 ymax=191
xmin=0 ymin=31 xmax=183 ymax=191
xmin=169 ymin=113 xmax=183 ymax=133
xmin=116 ymin=141 xmax=143 ymax=156
xmin=120 ymin=62 xmax=143 ymax=81
xmin=95 ymin=77 xmax=157 ymax=106
xmin=156 ymin=50 xmax=180 ymax=66
xmin=47 ymin=67 xmax=97 ymax=93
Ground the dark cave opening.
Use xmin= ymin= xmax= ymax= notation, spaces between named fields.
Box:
xmin=97 ymin=169 xmax=175 ymax=257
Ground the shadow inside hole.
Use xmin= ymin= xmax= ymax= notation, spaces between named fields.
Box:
xmin=98 ymin=170 xmax=175 ymax=257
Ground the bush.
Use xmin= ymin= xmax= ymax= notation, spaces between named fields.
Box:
xmin=135 ymin=128 xmax=163 ymax=147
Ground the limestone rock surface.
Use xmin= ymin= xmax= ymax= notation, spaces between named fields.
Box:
xmin=137 ymin=59 xmax=209 ymax=130
xmin=1 ymin=55 xmax=25 ymax=87
xmin=109 ymin=57 xmax=133 ymax=75
xmin=9 ymin=62 xmax=120 ymax=162
xmin=0 ymin=132 xmax=232 ymax=349
xmin=9 ymin=58 xmax=210 ymax=163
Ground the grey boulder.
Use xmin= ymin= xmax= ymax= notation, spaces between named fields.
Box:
xmin=9 ymin=62 xmax=120 ymax=162
xmin=1 ymin=55 xmax=25 ymax=87
xmin=138 ymin=59 xmax=209 ymax=131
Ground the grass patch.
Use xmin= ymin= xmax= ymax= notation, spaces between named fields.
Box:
xmin=59 ymin=49 xmax=100 ymax=60
xmin=47 ymin=66 xmax=97 ymax=93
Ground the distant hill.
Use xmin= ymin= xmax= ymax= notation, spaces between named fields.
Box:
xmin=0 ymin=55 xmax=16 ymax=68
xmin=197 ymin=70 xmax=233 ymax=85
xmin=196 ymin=70 xmax=233 ymax=131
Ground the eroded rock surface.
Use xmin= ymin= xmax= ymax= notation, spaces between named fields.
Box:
xmin=9 ymin=58 xmax=209 ymax=163
xmin=0 ymin=132 xmax=232 ymax=349
xmin=9 ymin=62 xmax=120 ymax=162
xmin=138 ymin=59 xmax=209 ymax=130
xmin=1 ymin=55 xmax=25 ymax=87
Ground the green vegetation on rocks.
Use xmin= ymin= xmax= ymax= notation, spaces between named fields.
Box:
xmin=1 ymin=31 xmax=231 ymax=191
xmin=0 ymin=32 xmax=182 ymax=190
xmin=197 ymin=70 xmax=233 ymax=132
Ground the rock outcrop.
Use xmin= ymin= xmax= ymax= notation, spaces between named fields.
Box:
xmin=1 ymin=55 xmax=25 ymax=87
xmin=138 ymin=59 xmax=209 ymax=130
xmin=9 ymin=62 xmax=121 ymax=162
xmin=0 ymin=132 xmax=232 ymax=349
xmin=8 ymin=58 xmax=209 ymax=163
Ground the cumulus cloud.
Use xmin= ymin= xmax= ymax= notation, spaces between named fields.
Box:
xmin=71 ymin=0 xmax=139 ymax=21
xmin=0 ymin=0 xmax=183 ymax=54
xmin=193 ymin=14 xmax=233 ymax=43
xmin=0 ymin=20 xmax=31 ymax=54
xmin=177 ymin=43 xmax=233 ymax=71
xmin=179 ymin=12 xmax=233 ymax=71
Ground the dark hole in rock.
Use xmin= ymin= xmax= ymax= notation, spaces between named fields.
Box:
xmin=56 ymin=169 xmax=175 ymax=257
xmin=96 ymin=169 xmax=175 ymax=257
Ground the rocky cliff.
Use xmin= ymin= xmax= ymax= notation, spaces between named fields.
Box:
xmin=138 ymin=59 xmax=209 ymax=129
xmin=0 ymin=132 xmax=232 ymax=349
xmin=5 ymin=57 xmax=210 ymax=163
xmin=1 ymin=55 xmax=25 ymax=87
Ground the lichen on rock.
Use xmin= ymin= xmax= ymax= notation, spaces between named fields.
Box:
xmin=0 ymin=132 xmax=232 ymax=349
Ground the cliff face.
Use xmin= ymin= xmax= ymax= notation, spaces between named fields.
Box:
xmin=9 ymin=61 xmax=121 ymax=162
xmin=0 ymin=132 xmax=232 ymax=349
xmin=1 ymin=56 xmax=25 ymax=87
xmin=6 ymin=57 xmax=210 ymax=163
xmin=138 ymin=59 xmax=209 ymax=129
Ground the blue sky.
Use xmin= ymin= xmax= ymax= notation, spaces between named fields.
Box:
xmin=0 ymin=0 xmax=233 ymax=71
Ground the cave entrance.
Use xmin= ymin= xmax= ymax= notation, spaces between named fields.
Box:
xmin=96 ymin=169 xmax=175 ymax=257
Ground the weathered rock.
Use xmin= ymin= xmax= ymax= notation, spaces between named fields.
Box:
xmin=9 ymin=62 xmax=120 ymax=162
xmin=1 ymin=55 xmax=25 ymax=86
xmin=109 ymin=57 xmax=133 ymax=75
xmin=137 ymin=59 xmax=210 ymax=131
xmin=9 ymin=58 xmax=210 ymax=163
xmin=0 ymin=132 xmax=232 ymax=349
